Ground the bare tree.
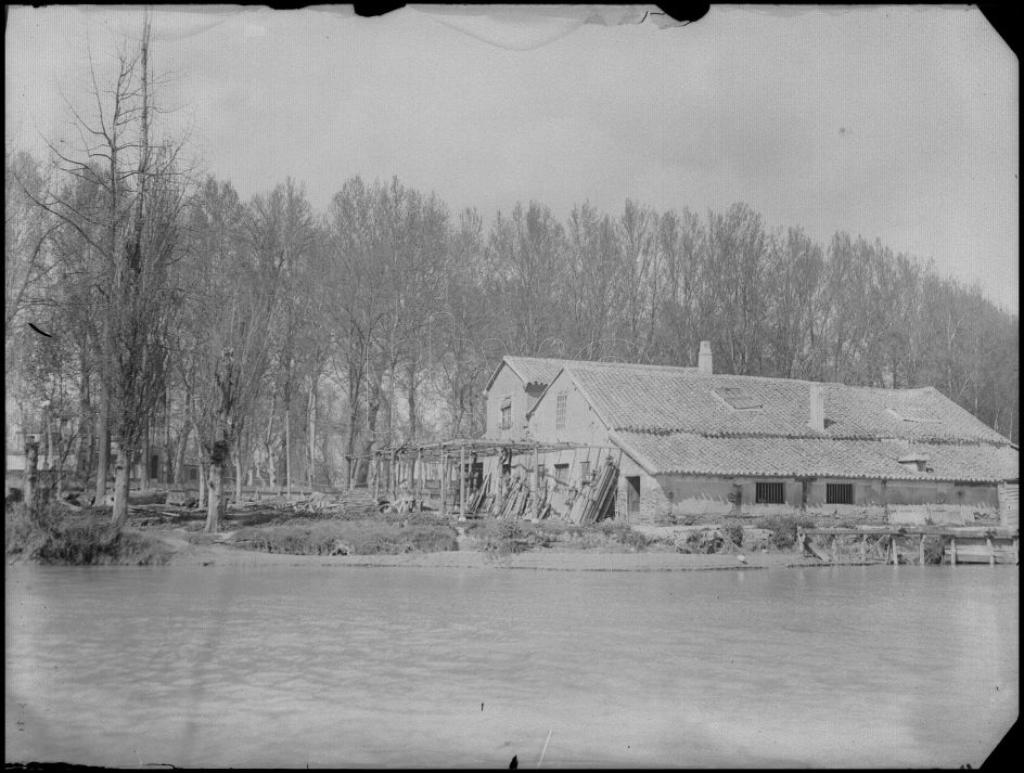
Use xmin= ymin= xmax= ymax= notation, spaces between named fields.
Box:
xmin=25 ymin=16 xmax=188 ymax=525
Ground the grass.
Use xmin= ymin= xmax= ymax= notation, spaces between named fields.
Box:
xmin=5 ymin=503 xmax=173 ymax=565
xmin=230 ymin=513 xmax=459 ymax=556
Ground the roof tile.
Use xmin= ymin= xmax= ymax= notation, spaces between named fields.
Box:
xmin=567 ymin=366 xmax=1008 ymax=444
xmin=615 ymin=432 xmax=1019 ymax=482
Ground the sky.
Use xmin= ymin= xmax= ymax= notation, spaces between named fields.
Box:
xmin=5 ymin=4 xmax=1019 ymax=313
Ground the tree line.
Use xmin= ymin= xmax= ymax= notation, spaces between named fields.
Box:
xmin=6 ymin=22 xmax=1018 ymax=530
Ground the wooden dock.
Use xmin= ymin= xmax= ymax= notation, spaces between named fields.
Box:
xmin=799 ymin=526 xmax=1018 ymax=566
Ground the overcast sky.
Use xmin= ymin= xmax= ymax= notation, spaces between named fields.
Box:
xmin=5 ymin=4 xmax=1019 ymax=313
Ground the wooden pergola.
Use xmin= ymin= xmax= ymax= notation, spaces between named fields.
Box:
xmin=371 ymin=438 xmax=583 ymax=518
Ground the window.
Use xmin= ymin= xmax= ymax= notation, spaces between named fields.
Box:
xmin=826 ymin=483 xmax=854 ymax=505
xmin=555 ymin=392 xmax=567 ymax=430
xmin=579 ymin=460 xmax=590 ymax=482
xmin=537 ymin=464 xmax=546 ymax=481
xmin=554 ymin=463 xmax=569 ymax=483
xmin=755 ymin=481 xmax=785 ymax=504
xmin=500 ymin=397 xmax=512 ymax=430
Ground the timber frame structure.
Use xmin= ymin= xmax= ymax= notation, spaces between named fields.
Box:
xmin=370 ymin=438 xmax=602 ymax=518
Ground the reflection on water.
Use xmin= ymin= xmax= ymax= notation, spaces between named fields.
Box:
xmin=5 ymin=564 xmax=1018 ymax=768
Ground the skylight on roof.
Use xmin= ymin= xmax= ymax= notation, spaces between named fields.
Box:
xmin=886 ymin=408 xmax=940 ymax=424
xmin=713 ymin=387 xmax=763 ymax=410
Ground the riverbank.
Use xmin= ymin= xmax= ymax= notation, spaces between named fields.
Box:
xmin=9 ymin=502 xmax=1009 ymax=571
xmin=138 ymin=527 xmax=841 ymax=571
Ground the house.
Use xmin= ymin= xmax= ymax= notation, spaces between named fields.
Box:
xmin=481 ymin=343 xmax=1019 ymax=525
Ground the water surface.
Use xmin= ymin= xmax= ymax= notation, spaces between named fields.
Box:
xmin=5 ymin=563 xmax=1018 ymax=767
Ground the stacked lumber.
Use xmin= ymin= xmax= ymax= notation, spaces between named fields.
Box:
xmin=566 ymin=458 xmax=619 ymax=525
xmin=466 ymin=473 xmax=491 ymax=516
xmin=496 ymin=476 xmax=531 ymax=520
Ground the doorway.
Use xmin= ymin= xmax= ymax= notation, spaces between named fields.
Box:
xmin=626 ymin=476 xmax=640 ymax=515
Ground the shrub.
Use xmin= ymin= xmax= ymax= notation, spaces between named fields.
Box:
xmin=921 ymin=535 xmax=949 ymax=565
xmin=602 ymin=522 xmax=650 ymax=551
xmin=6 ymin=503 xmax=172 ymax=565
xmin=685 ymin=528 xmax=723 ymax=554
xmin=723 ymin=523 xmax=744 ymax=548
xmin=757 ymin=514 xmax=817 ymax=550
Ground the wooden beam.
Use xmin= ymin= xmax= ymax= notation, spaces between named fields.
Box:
xmin=950 ymin=537 xmax=957 ymax=566
xmin=919 ymin=534 xmax=925 ymax=566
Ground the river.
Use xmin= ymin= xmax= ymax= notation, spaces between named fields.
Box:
xmin=5 ymin=563 xmax=1018 ymax=768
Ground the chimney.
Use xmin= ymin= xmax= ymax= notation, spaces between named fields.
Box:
xmin=808 ymin=383 xmax=825 ymax=433
xmin=698 ymin=340 xmax=713 ymax=374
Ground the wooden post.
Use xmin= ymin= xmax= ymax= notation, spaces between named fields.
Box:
xmin=415 ymin=449 xmax=422 ymax=509
xmin=441 ymin=451 xmax=448 ymax=515
xmin=950 ymin=537 xmax=957 ymax=566
xmin=987 ymin=536 xmax=995 ymax=566
xmin=390 ymin=449 xmax=397 ymax=501
xmin=459 ymin=444 xmax=466 ymax=519
xmin=860 ymin=534 xmax=867 ymax=563
xmin=892 ymin=536 xmax=899 ymax=566
xmin=919 ymin=534 xmax=926 ymax=566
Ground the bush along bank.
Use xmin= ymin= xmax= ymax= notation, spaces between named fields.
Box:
xmin=463 ymin=518 xmax=653 ymax=555
xmin=5 ymin=503 xmax=173 ymax=565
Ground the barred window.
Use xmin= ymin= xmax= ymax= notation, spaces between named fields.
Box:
xmin=755 ymin=481 xmax=785 ymax=504
xmin=826 ymin=483 xmax=854 ymax=505
xmin=555 ymin=392 xmax=567 ymax=430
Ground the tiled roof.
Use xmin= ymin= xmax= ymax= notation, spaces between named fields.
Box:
xmin=614 ymin=432 xmax=1020 ymax=482
xmin=564 ymin=365 xmax=1009 ymax=444
xmin=487 ymin=356 xmax=696 ymax=392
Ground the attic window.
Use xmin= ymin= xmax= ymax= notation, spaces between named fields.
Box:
xmin=714 ymin=387 xmax=763 ymax=411
xmin=500 ymin=397 xmax=512 ymax=430
xmin=898 ymin=454 xmax=931 ymax=472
